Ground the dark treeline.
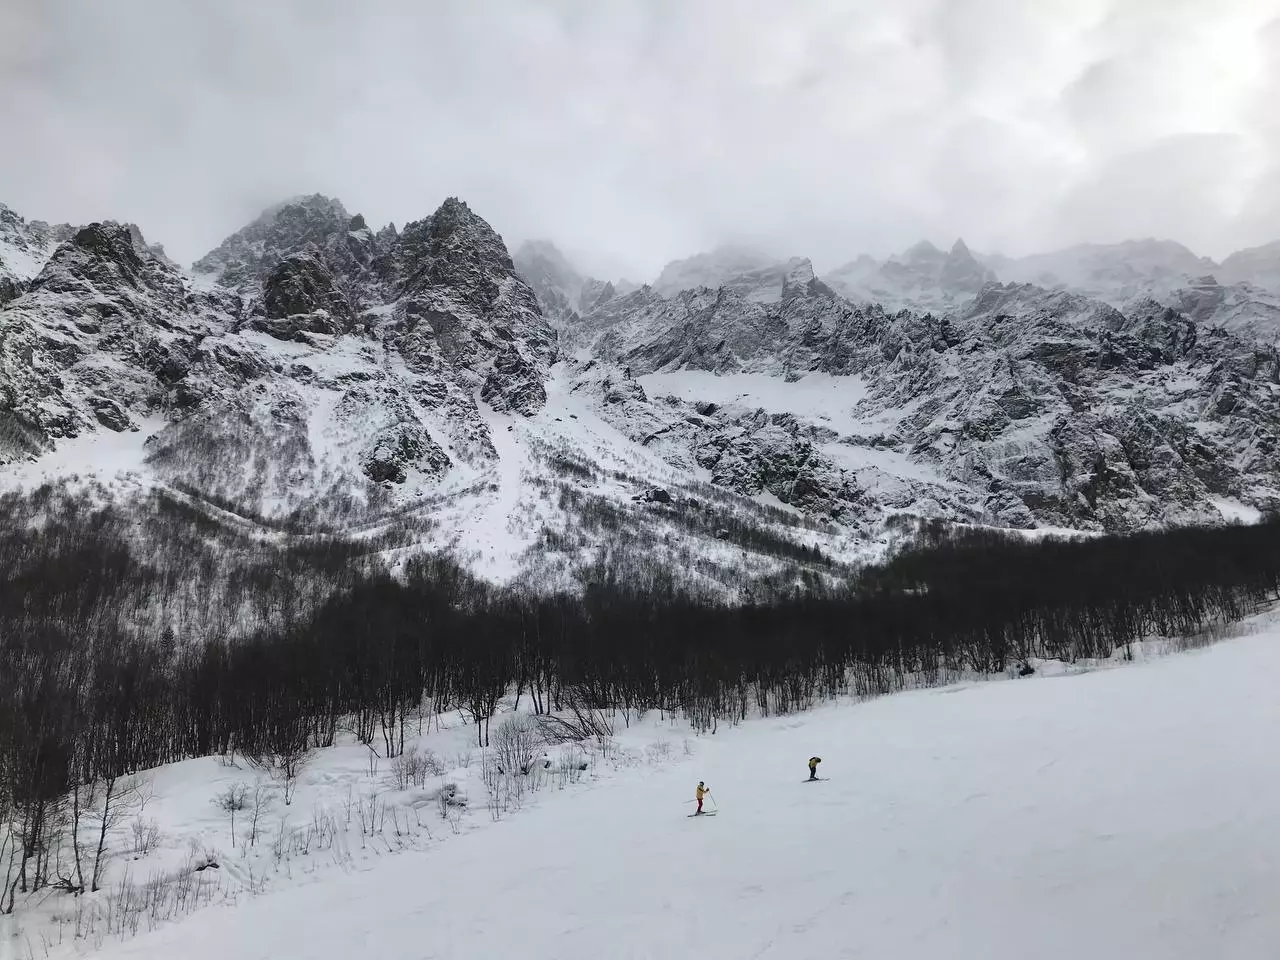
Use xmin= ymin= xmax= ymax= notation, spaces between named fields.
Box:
xmin=3 ymin=486 xmax=1280 ymax=908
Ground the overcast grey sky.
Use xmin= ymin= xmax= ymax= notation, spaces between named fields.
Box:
xmin=1 ymin=0 xmax=1277 ymax=279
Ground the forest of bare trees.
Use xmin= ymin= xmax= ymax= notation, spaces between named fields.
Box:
xmin=2 ymin=482 xmax=1278 ymax=910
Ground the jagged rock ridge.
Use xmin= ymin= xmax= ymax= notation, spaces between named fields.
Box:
xmin=4 ymin=195 xmax=1280 ymax=592
xmin=0 ymin=195 xmax=555 ymax=501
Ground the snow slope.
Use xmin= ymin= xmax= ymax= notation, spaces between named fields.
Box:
xmin=84 ymin=617 xmax=1280 ymax=960
xmin=638 ymin=370 xmax=870 ymax=434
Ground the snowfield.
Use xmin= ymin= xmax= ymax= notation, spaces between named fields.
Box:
xmin=637 ymin=370 xmax=870 ymax=434
xmin=22 ymin=613 xmax=1276 ymax=960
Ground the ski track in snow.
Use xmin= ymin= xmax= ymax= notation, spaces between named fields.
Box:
xmin=82 ymin=619 xmax=1280 ymax=960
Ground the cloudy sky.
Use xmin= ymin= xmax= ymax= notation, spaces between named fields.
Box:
xmin=2 ymin=0 xmax=1277 ymax=279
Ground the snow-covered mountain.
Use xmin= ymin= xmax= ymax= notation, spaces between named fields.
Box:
xmin=3 ymin=195 xmax=1279 ymax=593
xmin=1219 ymin=240 xmax=1280 ymax=293
xmin=825 ymin=236 xmax=1280 ymax=322
xmin=650 ymin=245 xmax=798 ymax=300
xmin=826 ymin=239 xmax=996 ymax=313
xmin=0 ymin=202 xmax=74 ymax=304
xmin=0 ymin=198 xmax=858 ymax=596
xmin=512 ymin=239 xmax=619 ymax=327
xmin=560 ymin=273 xmax=1279 ymax=532
xmin=987 ymin=239 xmax=1218 ymax=303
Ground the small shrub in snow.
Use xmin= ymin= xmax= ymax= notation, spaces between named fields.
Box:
xmin=129 ymin=817 xmax=160 ymax=857
xmin=646 ymin=739 xmax=673 ymax=764
xmin=272 ymin=745 xmax=311 ymax=806
xmin=492 ymin=714 xmax=544 ymax=776
xmin=430 ymin=780 xmax=467 ymax=829
xmin=212 ymin=782 xmax=250 ymax=843
xmin=388 ymin=749 xmax=444 ymax=790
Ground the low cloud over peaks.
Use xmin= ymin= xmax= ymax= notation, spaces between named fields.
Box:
xmin=2 ymin=0 xmax=1276 ymax=278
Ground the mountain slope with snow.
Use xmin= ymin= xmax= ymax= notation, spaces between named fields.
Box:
xmin=0 ymin=197 xmax=854 ymax=597
xmin=990 ymin=239 xmax=1217 ymax=303
xmin=826 ymin=238 xmax=996 ymax=313
xmin=826 ymin=236 xmax=1280 ymax=334
xmin=563 ymin=269 xmax=1280 ymax=531
xmin=1220 ymin=240 xmax=1280 ymax=292
xmin=76 ymin=614 xmax=1280 ymax=960
xmin=4 ymin=194 xmax=1280 ymax=591
xmin=0 ymin=202 xmax=74 ymax=304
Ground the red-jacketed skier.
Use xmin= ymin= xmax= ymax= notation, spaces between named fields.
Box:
xmin=695 ymin=781 xmax=710 ymax=814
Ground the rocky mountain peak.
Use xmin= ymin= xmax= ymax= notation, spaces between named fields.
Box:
xmin=72 ymin=221 xmax=147 ymax=275
xmin=652 ymin=244 xmax=779 ymax=298
xmin=30 ymin=220 xmax=181 ymax=300
xmin=828 ymin=238 xmax=994 ymax=312
xmin=0 ymin=203 xmax=75 ymax=304
xmin=6 ymin=190 xmax=1280 ymax=589
xmin=0 ymin=203 xmax=26 ymax=239
xmin=192 ymin=193 xmax=356 ymax=288
xmin=390 ymin=197 xmax=519 ymax=300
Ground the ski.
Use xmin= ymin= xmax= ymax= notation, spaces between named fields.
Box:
xmin=803 ymin=777 xmax=827 ymax=782
xmin=687 ymin=811 xmax=717 ymax=817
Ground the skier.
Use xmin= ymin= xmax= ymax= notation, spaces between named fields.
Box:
xmin=808 ymin=756 xmax=822 ymax=781
xmin=694 ymin=780 xmax=710 ymax=814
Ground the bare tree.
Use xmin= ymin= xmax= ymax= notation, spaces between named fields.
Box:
xmin=272 ymin=746 xmax=310 ymax=807
xmin=88 ymin=776 xmax=150 ymax=893
xmin=0 ymin=798 xmax=19 ymax=915
xmin=388 ymin=749 xmax=443 ymax=790
xmin=244 ymin=779 xmax=271 ymax=849
xmin=537 ymin=693 xmax=615 ymax=745
xmin=492 ymin=714 xmax=544 ymax=776
xmin=129 ymin=816 xmax=160 ymax=856
xmin=212 ymin=782 xmax=249 ymax=845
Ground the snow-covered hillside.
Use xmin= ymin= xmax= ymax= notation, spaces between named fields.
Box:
xmin=0 ymin=197 xmax=875 ymax=597
xmin=3 ymin=192 xmax=1280 ymax=596
xmin=27 ymin=611 xmax=1280 ymax=960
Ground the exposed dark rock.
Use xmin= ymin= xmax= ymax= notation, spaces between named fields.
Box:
xmin=86 ymin=395 xmax=133 ymax=431
xmin=253 ymin=252 xmax=352 ymax=340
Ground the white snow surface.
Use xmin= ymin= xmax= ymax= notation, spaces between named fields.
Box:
xmin=638 ymin=370 xmax=870 ymax=433
xmin=1211 ymin=497 xmax=1264 ymax=525
xmin=45 ymin=613 xmax=1280 ymax=960
xmin=0 ymin=235 xmax=53 ymax=281
xmin=0 ymin=416 xmax=159 ymax=492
